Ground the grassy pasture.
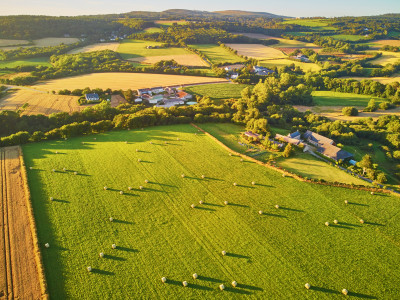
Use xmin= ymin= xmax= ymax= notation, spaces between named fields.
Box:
xmin=154 ymin=20 xmax=188 ymax=27
xmin=312 ymin=91 xmax=386 ymax=106
xmin=33 ymin=37 xmax=80 ymax=47
xmin=33 ymin=73 xmax=228 ymax=91
xmin=0 ymin=57 xmax=51 ymax=68
xmin=344 ymin=75 xmax=400 ymax=84
xmin=260 ymin=59 xmax=321 ymax=72
xmin=327 ymin=34 xmax=366 ymax=41
xmin=189 ymin=44 xmax=246 ymax=65
xmin=23 ymin=124 xmax=400 ymax=299
xmin=68 ymin=43 xmax=120 ymax=54
xmin=183 ymin=83 xmax=251 ymax=102
xmin=117 ymin=40 xmax=190 ymax=60
xmin=142 ymin=27 xmax=164 ymax=33
xmin=282 ymin=19 xmax=337 ymax=31
xmin=369 ymin=51 xmax=400 ymax=66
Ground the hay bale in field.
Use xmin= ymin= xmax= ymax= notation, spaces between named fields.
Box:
xmin=55 ymin=151 xmax=58 ymax=154
xmin=161 ymin=277 xmax=167 ymax=283
xmin=221 ymin=250 xmax=227 ymax=256
xmin=138 ymin=159 xmax=142 ymax=162
xmin=128 ymin=187 xmax=132 ymax=190
xmin=232 ymin=281 xmax=237 ymax=287
xmin=240 ymin=158 xmax=244 ymax=162
xmin=219 ymin=284 xmax=225 ymax=291
xmin=194 ymin=133 xmax=197 ymax=135
xmin=342 ymin=289 xmax=348 ymax=295
xmin=191 ymin=204 xmax=195 ymax=209
xmin=45 ymin=243 xmax=50 ymax=248
xmin=224 ymin=201 xmax=229 ymax=205
xmin=29 ymin=167 xmax=33 ymax=170
xmin=251 ymin=181 xmax=256 ymax=185
xmin=199 ymin=200 xmax=204 ymax=205
xmin=125 ymin=141 xmax=128 ymax=144
xmin=344 ymin=200 xmax=348 ymax=204
xmin=371 ymin=192 xmax=374 ymax=195
xmin=177 ymin=138 xmax=180 ymax=141
xmin=112 ymin=244 xmax=117 ymax=249
xmin=334 ymin=219 xmax=339 ymax=224
xmin=94 ymin=138 xmax=96 ymax=140
xmin=193 ymin=273 xmax=198 ymax=279
xmin=87 ymin=266 xmax=92 ymax=272
xmin=52 ymin=169 xmax=56 ymax=172
xmin=181 ymin=174 xmax=185 ymax=178
xmin=282 ymin=174 xmax=286 ymax=177
xmin=81 ymin=142 xmax=85 ymax=145
xmin=150 ymin=141 xmax=153 ymax=144
xmin=325 ymin=222 xmax=330 ymax=226
xmin=360 ymin=219 xmax=365 ymax=224
xmin=164 ymin=141 xmax=168 ymax=145
xmin=136 ymin=149 xmax=139 ymax=152
xmin=139 ymin=186 xmax=144 ymax=190
xmin=99 ymin=252 xmax=104 ymax=258
xmin=201 ymin=175 xmax=205 ymax=179
xmin=233 ymin=182 xmax=237 ymax=186
xmin=104 ymin=186 xmax=108 ymax=190
xmin=109 ymin=217 xmax=113 ymax=222
xmin=49 ymin=197 xmax=53 ymax=201
xmin=182 ymin=281 xmax=188 ymax=287
xmin=259 ymin=210 xmax=263 ymax=215
xmin=305 ymin=283 xmax=311 ymax=289
xmin=229 ymin=153 xmax=232 ymax=156
xmin=63 ymin=167 xmax=66 ymax=171
xmin=120 ymin=191 xmax=124 ymax=195
xmin=275 ymin=205 xmax=280 ymax=209
xmin=145 ymin=179 xmax=149 ymax=183
xmin=74 ymin=171 xmax=78 ymax=175
xmin=65 ymin=138 xmax=68 ymax=140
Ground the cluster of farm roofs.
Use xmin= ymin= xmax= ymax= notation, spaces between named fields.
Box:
xmin=136 ymin=86 xmax=194 ymax=107
xmin=221 ymin=64 xmax=275 ymax=79
xmin=246 ymin=130 xmax=354 ymax=162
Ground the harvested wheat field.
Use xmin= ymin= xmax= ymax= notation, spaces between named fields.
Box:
xmin=0 ymin=146 xmax=47 ymax=299
xmin=128 ymin=54 xmax=208 ymax=66
xmin=33 ymin=73 xmax=229 ymax=91
xmin=371 ymin=40 xmax=400 ymax=47
xmin=0 ymin=39 xmax=30 ymax=47
xmin=226 ymin=44 xmax=286 ymax=60
xmin=68 ymin=42 xmax=120 ymax=54
xmin=0 ymin=89 xmax=89 ymax=115
xmin=345 ymin=75 xmax=400 ymax=84
xmin=110 ymin=94 xmax=128 ymax=107
xmin=32 ymin=37 xmax=80 ymax=47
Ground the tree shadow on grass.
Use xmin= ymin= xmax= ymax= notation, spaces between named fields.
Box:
xmin=195 ymin=206 xmax=216 ymax=212
xmin=91 ymin=268 xmax=115 ymax=276
xmin=348 ymin=291 xmax=377 ymax=299
xmin=197 ymin=275 xmax=223 ymax=283
xmin=225 ymin=253 xmax=250 ymax=259
xmin=229 ymin=203 xmax=249 ymax=208
xmin=117 ymin=246 xmax=139 ymax=253
xmin=204 ymin=203 xmax=224 ymax=207
xmin=103 ymin=254 xmax=126 ymax=261
xmin=310 ymin=286 xmax=341 ymax=295
xmin=279 ymin=206 xmax=303 ymax=213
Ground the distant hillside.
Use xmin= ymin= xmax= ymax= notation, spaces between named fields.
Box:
xmin=213 ymin=10 xmax=290 ymax=18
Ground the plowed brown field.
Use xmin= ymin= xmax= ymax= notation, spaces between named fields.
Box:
xmin=0 ymin=146 xmax=47 ymax=299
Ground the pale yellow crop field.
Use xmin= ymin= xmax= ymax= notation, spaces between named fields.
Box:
xmin=370 ymin=51 xmax=400 ymax=66
xmin=33 ymin=37 xmax=80 ymax=47
xmin=0 ymin=39 xmax=30 ymax=47
xmin=345 ymin=75 xmax=400 ymax=84
xmin=0 ymin=89 xmax=88 ymax=116
xmin=232 ymin=33 xmax=320 ymax=48
xmin=129 ymin=54 xmax=209 ymax=66
xmin=371 ymin=40 xmax=400 ymax=47
xmin=226 ymin=43 xmax=286 ymax=60
xmin=33 ymin=73 xmax=228 ymax=91
xmin=68 ymin=42 xmax=120 ymax=54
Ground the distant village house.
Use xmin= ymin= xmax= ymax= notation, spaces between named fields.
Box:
xmin=85 ymin=93 xmax=100 ymax=102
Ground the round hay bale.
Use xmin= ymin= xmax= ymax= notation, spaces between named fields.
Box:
xmin=74 ymin=171 xmax=78 ymax=175
xmin=224 ymin=201 xmax=229 ymax=205
xmin=181 ymin=174 xmax=185 ymax=178
xmin=344 ymin=200 xmax=348 ymax=204
xmin=259 ymin=210 xmax=263 ymax=215
xmin=150 ymin=141 xmax=153 ymax=144
xmin=29 ymin=167 xmax=33 ymax=170
xmin=334 ymin=219 xmax=339 ymax=224
xmin=109 ymin=217 xmax=113 ymax=222
xmin=104 ymin=186 xmax=108 ymax=190
xmin=139 ymin=186 xmax=144 ymax=190
xmin=164 ymin=141 xmax=168 ymax=145
xmin=193 ymin=273 xmax=198 ymax=279
xmin=125 ymin=141 xmax=128 ymax=144
xmin=87 ymin=266 xmax=92 ymax=272
xmin=94 ymin=138 xmax=96 ymax=140
xmin=65 ymin=138 xmax=68 ymax=140
xmin=342 ymin=289 xmax=348 ymax=295
xmin=219 ymin=284 xmax=225 ymax=291
xmin=161 ymin=277 xmax=167 ymax=283
xmin=360 ymin=219 xmax=365 ymax=224
xmin=177 ymin=138 xmax=180 ymax=141
xmin=194 ymin=133 xmax=197 ymax=135
xmin=182 ymin=281 xmax=188 ymax=287
xmin=138 ymin=159 xmax=142 ymax=162
xmin=112 ymin=244 xmax=117 ymax=249
xmin=282 ymin=174 xmax=286 ymax=177
xmin=63 ymin=168 xmax=66 ymax=171
xmin=136 ymin=149 xmax=139 ymax=152
xmin=128 ymin=187 xmax=132 ymax=191
xmin=55 ymin=151 xmax=58 ymax=154
xmin=232 ymin=281 xmax=237 ymax=287
xmin=305 ymin=283 xmax=311 ymax=289
xmin=145 ymin=179 xmax=149 ymax=183
xmin=99 ymin=252 xmax=104 ymax=258
xmin=49 ymin=197 xmax=53 ymax=201
xmin=325 ymin=222 xmax=330 ymax=226
xmin=81 ymin=142 xmax=84 ymax=145
xmin=52 ymin=169 xmax=56 ymax=172
xmin=44 ymin=243 xmax=50 ymax=248
xmin=240 ymin=158 xmax=244 ymax=162
xmin=229 ymin=153 xmax=232 ymax=156
xmin=191 ymin=204 xmax=195 ymax=209
xmin=221 ymin=250 xmax=227 ymax=256
xmin=251 ymin=181 xmax=256 ymax=185
xmin=233 ymin=182 xmax=237 ymax=186
xmin=199 ymin=200 xmax=204 ymax=205
xmin=201 ymin=175 xmax=205 ymax=179
xmin=371 ymin=192 xmax=374 ymax=195
xmin=275 ymin=205 xmax=280 ymax=209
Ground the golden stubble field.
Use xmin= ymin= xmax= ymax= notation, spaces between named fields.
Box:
xmin=68 ymin=43 xmax=120 ymax=54
xmin=128 ymin=54 xmax=209 ymax=67
xmin=0 ymin=37 xmax=79 ymax=50
xmin=0 ymin=89 xmax=90 ymax=115
xmin=33 ymin=73 xmax=229 ymax=91
xmin=226 ymin=43 xmax=286 ymax=60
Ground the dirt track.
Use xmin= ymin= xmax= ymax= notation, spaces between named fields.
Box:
xmin=0 ymin=147 xmax=46 ymax=299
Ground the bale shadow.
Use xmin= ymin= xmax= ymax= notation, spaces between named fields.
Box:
xmin=187 ymin=283 xmax=213 ymax=291
xmin=254 ymin=183 xmax=275 ymax=188
xmin=229 ymin=203 xmax=250 ymax=208
xmin=226 ymin=253 xmax=250 ymax=259
xmin=195 ymin=206 xmax=216 ymax=212
xmin=52 ymin=199 xmax=70 ymax=204
xmin=138 ymin=160 xmax=153 ymax=164
xmin=113 ymin=219 xmax=134 ymax=225
xmin=204 ymin=177 xmax=224 ymax=182
xmin=365 ymin=221 xmax=385 ymax=226
xmin=165 ymin=279 xmax=182 ymax=286
xmin=140 ymin=188 xmax=166 ymax=193
xmin=103 ymin=254 xmax=126 ymax=261
xmin=348 ymin=291 xmax=377 ymax=299
xmin=197 ymin=275 xmax=223 ymax=283
xmin=150 ymin=182 xmax=176 ymax=188
xmin=121 ymin=193 xmax=139 ymax=197
xmin=279 ymin=207 xmax=304 ymax=213
xmin=118 ymin=246 xmax=139 ymax=253
xmin=349 ymin=202 xmax=369 ymax=207
xmin=91 ymin=268 xmax=115 ymax=276
xmin=331 ymin=224 xmax=354 ymax=230
xmin=224 ymin=287 xmax=252 ymax=295
xmin=236 ymin=283 xmax=263 ymax=291
xmin=340 ymin=222 xmax=361 ymax=228
xmin=204 ymin=203 xmax=224 ymax=207
xmin=262 ymin=213 xmax=287 ymax=219
xmin=310 ymin=286 xmax=341 ymax=295
xmin=236 ymin=184 xmax=255 ymax=189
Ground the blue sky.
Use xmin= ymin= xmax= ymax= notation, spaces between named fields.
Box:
xmin=1 ymin=0 xmax=399 ymax=17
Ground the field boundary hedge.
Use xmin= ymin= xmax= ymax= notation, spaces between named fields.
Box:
xmin=18 ymin=146 xmax=49 ymax=299
xmin=192 ymin=123 xmax=399 ymax=197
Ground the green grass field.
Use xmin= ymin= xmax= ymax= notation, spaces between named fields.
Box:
xmin=327 ymin=34 xmax=366 ymax=42
xmin=282 ymin=19 xmax=337 ymax=31
xmin=260 ymin=59 xmax=321 ymax=72
xmin=117 ymin=39 xmax=191 ymax=60
xmin=142 ymin=27 xmax=164 ymax=33
xmin=23 ymin=124 xmax=400 ymax=299
xmin=312 ymin=91 xmax=387 ymax=106
xmin=189 ymin=44 xmax=245 ymax=65
xmin=184 ymin=83 xmax=251 ymax=102
xmin=0 ymin=57 xmax=51 ymax=68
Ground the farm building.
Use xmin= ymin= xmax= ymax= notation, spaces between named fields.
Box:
xmin=223 ymin=64 xmax=245 ymax=72
xmin=151 ymin=87 xmax=164 ymax=94
xmin=253 ymin=66 xmax=275 ymax=76
xmin=177 ymin=91 xmax=193 ymax=100
xmin=288 ymin=131 xmax=301 ymax=140
xmin=295 ymin=54 xmax=310 ymax=62
xmin=303 ymin=130 xmax=335 ymax=147
xmin=275 ymin=134 xmax=303 ymax=146
xmin=244 ymin=131 xmax=261 ymax=140
xmin=137 ymin=88 xmax=152 ymax=96
xmin=85 ymin=93 xmax=100 ymax=102
xmin=231 ymin=73 xmax=239 ymax=79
